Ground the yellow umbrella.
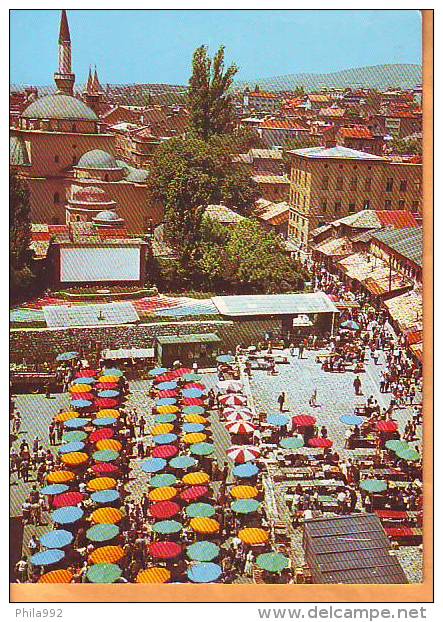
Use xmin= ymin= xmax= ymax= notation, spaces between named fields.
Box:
xmin=183 ymin=432 xmax=207 ymax=445
xmin=230 ymin=485 xmax=258 ymax=499
xmin=90 ymin=507 xmax=123 ymax=524
xmin=184 ymin=414 xmax=208 ymax=424
xmin=87 ymin=477 xmax=117 ymax=492
xmin=189 ymin=517 xmax=220 ymax=534
xmin=70 ymin=384 xmax=92 ymax=394
xmin=182 ymin=471 xmax=210 ymax=486
xmin=148 ymin=487 xmax=177 ymax=502
xmin=238 ymin=527 xmax=269 ymax=545
xmin=96 ymin=409 xmax=120 ymax=419
xmin=47 ymin=470 xmax=75 ymax=484
xmin=55 ymin=411 xmax=79 ymax=423
xmin=60 ymin=452 xmax=89 ymax=467
xmin=98 ymin=375 xmax=120 ymax=383
xmin=156 ymin=405 xmax=180 ymax=415
xmin=136 ymin=567 xmax=171 ymax=584
xmin=151 ymin=423 xmax=175 ymax=435
xmin=88 ymin=545 xmax=125 ymax=565
xmin=38 ymin=569 xmax=73 ymax=584
xmin=96 ymin=439 xmax=122 ymax=452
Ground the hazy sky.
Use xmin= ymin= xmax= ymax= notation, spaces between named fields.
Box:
xmin=10 ymin=9 xmax=422 ymax=86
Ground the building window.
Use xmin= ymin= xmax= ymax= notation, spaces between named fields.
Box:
xmin=386 ymin=177 xmax=394 ymax=192
xmin=321 ymin=176 xmax=329 ymax=190
xmin=350 ymin=177 xmax=358 ymax=190
xmin=321 ymin=201 xmax=327 ymax=213
xmin=400 ymin=179 xmax=408 ymax=192
xmin=363 ymin=199 xmax=370 ymax=209
xmin=364 ymin=178 xmax=372 ymax=191
xmin=348 ymin=203 xmax=356 ymax=213
xmin=399 ymin=200 xmax=406 ymax=209
xmin=104 ymin=174 xmax=109 ymax=182
xmin=72 ymin=123 xmax=77 ymax=132
xmin=54 ymin=155 xmax=60 ymax=163
xmin=334 ymin=201 xmax=341 ymax=213
xmin=385 ymin=200 xmax=392 ymax=210
xmin=412 ymin=200 xmax=420 ymax=212
xmin=53 ymin=192 xmax=60 ymax=204
xmin=336 ymin=176 xmax=344 ymax=190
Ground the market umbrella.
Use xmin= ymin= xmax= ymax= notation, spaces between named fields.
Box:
xmin=65 ymin=414 xmax=91 ymax=425
xmin=91 ymin=463 xmax=119 ymax=476
xmin=223 ymin=408 xmax=253 ymax=420
xmin=183 ymin=423 xmax=206 ymax=433
xmin=189 ymin=517 xmax=220 ymax=534
xmin=256 ymin=552 xmax=290 ymax=573
xmin=340 ymin=320 xmax=360 ymax=330
xmin=182 ymin=406 xmax=206 ymax=415
xmin=69 ymin=401 xmax=92 ymax=411
xmin=150 ymin=474 xmax=178 ymax=488
xmin=180 ymin=485 xmax=209 ymax=502
xmin=152 ymin=445 xmax=179 ymax=459
xmin=292 ymin=415 xmax=316 ymax=427
xmin=190 ymin=443 xmax=215 ymax=456
xmin=149 ymin=501 xmax=181 ymax=520
xmin=187 ymin=562 xmax=222 ymax=583
xmin=153 ymin=433 xmax=178 ymax=445
xmin=279 ymin=436 xmax=304 ymax=450
xmin=89 ymin=428 xmax=114 ymax=442
xmin=96 ymin=409 xmax=120 ymax=419
xmin=62 ymin=431 xmax=87 ymax=443
xmin=92 ymin=417 xmax=117 ymax=427
xmin=149 ymin=367 xmax=169 ymax=377
xmin=95 ymin=438 xmax=122 ymax=452
xmin=184 ymin=414 xmax=207 ymax=425
xmin=95 ymin=398 xmax=119 ymax=409
xmin=182 ymin=398 xmax=205 ymax=407
xmin=182 ymin=373 xmax=203 ymax=382
xmin=185 ymin=503 xmax=215 ymax=518
xmin=59 ymin=441 xmax=85 ymax=454
xmin=233 ymin=463 xmax=259 ymax=479
xmin=169 ymin=456 xmax=197 ymax=470
xmin=46 ymin=470 xmax=75 ymax=484
xmin=219 ymin=394 xmax=248 ymax=407
xmin=142 ymin=458 xmax=168 ymax=473
xmin=88 ymin=545 xmax=125 ymax=565
xmin=227 ymin=445 xmax=260 ymax=464
xmin=56 ymin=351 xmax=78 ymax=361
xmin=102 ymin=368 xmax=124 ymax=377
xmin=385 ymin=439 xmax=410 ymax=452
xmin=31 ymin=549 xmax=65 ymax=566
xmin=86 ymin=524 xmax=120 ymax=543
xmin=70 ymin=384 xmax=92 ymax=394
xmin=183 ymin=432 xmax=207 ymax=445
xmin=238 ymin=527 xmax=269 ymax=545
xmin=216 ymin=354 xmax=235 ymax=364
xmin=308 ymin=437 xmax=333 ymax=449
xmin=87 ymin=477 xmax=117 ymax=492
xmin=55 ymin=411 xmax=80 ymax=423
xmin=72 ymin=377 xmax=96 ymax=385
xmin=154 ymin=414 xmax=178 ymax=424
xmin=75 ymin=369 xmax=98 ymax=378
xmin=340 ymin=415 xmax=365 ymax=426
xmin=40 ymin=529 xmax=73 ymax=549
xmin=187 ymin=541 xmax=219 ymax=562
xmin=267 ymin=414 xmax=290 ymax=427
xmin=90 ymin=507 xmax=123 ymax=525
xmin=97 ymin=390 xmax=120 ymax=399
xmin=152 ymin=520 xmax=183 ymax=535
xmin=95 ymin=382 xmax=119 ymax=390
xmin=182 ymin=471 xmax=210 ymax=486
xmin=157 ymin=390 xmax=180 ymax=399
xmin=182 ymin=389 xmax=205 ymax=399
xmin=183 ymin=383 xmax=206 ymax=391
xmin=51 ymin=506 xmax=84 ymax=525
xmin=151 ymin=423 xmax=175 ymax=436
xmin=91 ymin=490 xmax=120 ymax=505
xmin=86 ymin=563 xmax=122 ymax=584
xmin=360 ymin=479 xmax=388 ymax=493
xmin=70 ymin=392 xmax=95 ymax=401
xmin=376 ymin=420 xmax=398 ymax=433
xmin=231 ymin=485 xmax=258 ymax=499
xmin=155 ymin=398 xmax=177 ymax=407
xmin=148 ymin=487 xmax=177 ymax=502
xmin=136 ymin=567 xmax=171 ymax=584
xmin=60 ymin=452 xmax=89 ymax=467
xmin=156 ymin=405 xmax=180 ymax=415
xmin=52 ymin=491 xmax=84 ymax=509
xmin=231 ymin=499 xmax=261 ymax=514
xmin=92 ymin=450 xmax=119 ymax=463
xmin=38 ymin=569 xmax=73 ymax=584
xmin=157 ymin=381 xmax=178 ymax=391
xmin=396 ymin=448 xmax=421 ymax=462
xmin=225 ymin=421 xmax=256 ymax=435
xmin=218 ymin=380 xmax=243 ymax=392
xmin=40 ymin=484 xmax=69 ymax=496
xmin=98 ymin=375 xmax=120 ymax=383
xmin=149 ymin=541 xmax=182 ymax=560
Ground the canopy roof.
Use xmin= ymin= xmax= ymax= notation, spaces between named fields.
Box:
xmin=156 ymin=333 xmax=221 ymax=345
xmin=212 ymin=292 xmax=338 ymax=318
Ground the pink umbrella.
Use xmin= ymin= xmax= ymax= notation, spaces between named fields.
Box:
xmin=226 ymin=420 xmax=256 ymax=435
xmin=225 ymin=412 xmax=253 ymax=423
xmin=219 ymin=394 xmax=248 ymax=407
xmin=227 ymin=445 xmax=260 ymax=464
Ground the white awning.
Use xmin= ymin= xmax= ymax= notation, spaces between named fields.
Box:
xmin=102 ymin=347 xmax=155 ymax=360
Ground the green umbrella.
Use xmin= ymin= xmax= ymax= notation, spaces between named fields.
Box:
xmin=385 ymin=439 xmax=410 ymax=452
xmin=92 ymin=450 xmax=119 ymax=463
xmin=86 ymin=524 xmax=120 ymax=543
xmin=279 ymin=436 xmax=304 ymax=450
xmin=187 ymin=541 xmax=220 ymax=562
xmin=86 ymin=563 xmax=122 ymax=583
xmin=256 ymin=552 xmax=290 ymax=573
xmin=150 ymin=474 xmax=178 ymax=488
xmin=185 ymin=502 xmax=216 ymax=518
xmin=62 ymin=431 xmax=88 ymax=443
xmin=154 ymin=414 xmax=177 ymax=424
xmin=396 ymin=448 xmax=421 ymax=462
xmin=190 ymin=442 xmax=214 ymax=456
xmin=360 ymin=479 xmax=387 ymax=493
xmin=183 ymin=374 xmax=202 ymax=382
xmin=152 ymin=520 xmax=183 ymax=535
xmin=231 ymin=499 xmax=261 ymax=514
xmin=183 ymin=406 xmax=206 ymax=415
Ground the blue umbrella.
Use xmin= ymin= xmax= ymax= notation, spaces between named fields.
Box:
xmin=153 ymin=433 xmax=178 ymax=445
xmin=70 ymin=401 xmax=92 ymax=410
xmin=340 ymin=414 xmax=365 ymax=426
xmin=149 ymin=367 xmax=168 ymax=377
xmin=152 ymin=520 xmax=183 ymax=535
xmin=103 ymin=368 xmax=123 ymax=377
xmin=183 ymin=406 xmax=206 ymax=415
xmin=169 ymin=456 xmax=197 ymax=470
xmin=187 ymin=562 xmax=222 ymax=583
xmin=267 ymin=414 xmax=290 ymax=427
xmin=154 ymin=414 xmax=178 ymax=424
xmin=51 ymin=506 xmax=84 ymax=525
xmin=98 ymin=390 xmax=120 ymax=398
xmin=72 ymin=377 xmax=96 ymax=385
xmin=91 ymin=490 xmax=120 ymax=504
xmin=59 ymin=441 xmax=85 ymax=454
xmin=40 ymin=484 xmax=69 ymax=496
xmin=182 ymin=389 xmax=204 ymax=399
xmin=183 ymin=423 xmax=205 ymax=433
xmin=157 ymin=381 xmax=178 ymax=391
xmin=62 ymin=431 xmax=87 ymax=443
xmin=31 ymin=549 xmax=65 ymax=566
xmin=150 ymin=474 xmax=178 ymax=488
xmin=233 ymin=463 xmax=260 ymax=478
xmin=92 ymin=417 xmax=117 ymax=426
xmin=141 ymin=458 xmax=167 ymax=473
xmin=64 ymin=417 xmax=90 ymax=428
xmin=216 ymin=354 xmax=235 ymax=364
xmin=279 ymin=436 xmax=304 ymax=450
xmin=341 ymin=320 xmax=360 ymax=331
xmin=56 ymin=352 xmax=78 ymax=361
xmin=40 ymin=529 xmax=73 ymax=549
xmin=155 ymin=398 xmax=177 ymax=407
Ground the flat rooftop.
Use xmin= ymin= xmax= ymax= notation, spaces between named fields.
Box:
xmin=156 ymin=333 xmax=221 ymax=345
xmin=211 ymin=292 xmax=338 ymax=318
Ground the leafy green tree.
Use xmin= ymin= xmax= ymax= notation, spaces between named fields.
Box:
xmin=188 ymin=45 xmax=238 ymax=140
xmin=389 ymin=136 xmax=422 ymax=156
xmin=10 ymin=172 xmax=36 ymax=302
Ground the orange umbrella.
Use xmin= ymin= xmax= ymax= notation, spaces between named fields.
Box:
xmin=136 ymin=567 xmax=171 ymax=584
xmin=70 ymin=384 xmax=92 ymax=394
xmin=238 ymin=527 xmax=269 ymax=545
xmin=96 ymin=409 xmax=120 ymax=419
xmin=184 ymin=414 xmax=208 ymax=424
xmin=47 ymin=470 xmax=75 ymax=484
xmin=96 ymin=439 xmax=122 ymax=452
xmin=88 ymin=545 xmax=125 ymax=565
xmin=60 ymin=452 xmax=89 ymax=467
xmin=55 ymin=411 xmax=79 ymax=423
xmin=148 ymin=487 xmax=177 ymax=502
xmin=38 ymin=569 xmax=73 ymax=584
xmin=90 ymin=507 xmax=123 ymax=524
xmin=98 ymin=375 xmax=120 ymax=383
xmin=182 ymin=472 xmax=210 ymax=486
xmin=151 ymin=423 xmax=175 ymax=435
xmin=183 ymin=432 xmax=207 ymax=445
xmin=189 ymin=517 xmax=220 ymax=534
xmin=87 ymin=477 xmax=117 ymax=492
xmin=156 ymin=405 xmax=180 ymax=415
xmin=230 ymin=485 xmax=258 ymax=499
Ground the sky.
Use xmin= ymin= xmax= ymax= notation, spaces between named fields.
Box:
xmin=10 ymin=9 xmax=422 ymax=86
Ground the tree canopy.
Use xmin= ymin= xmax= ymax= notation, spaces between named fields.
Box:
xmin=10 ymin=172 xmax=36 ymax=302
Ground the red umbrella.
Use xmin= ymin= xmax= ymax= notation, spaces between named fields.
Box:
xmin=182 ymin=398 xmax=204 ymax=406
xmin=179 ymin=485 xmax=209 ymax=502
xmin=152 ymin=445 xmax=179 ymax=459
xmin=75 ymin=370 xmax=98 ymax=378
xmin=172 ymin=368 xmax=192 ymax=377
xmin=155 ymin=374 xmax=174 ymax=384
xmin=219 ymin=394 xmax=247 ymax=407
xmin=308 ymin=437 xmax=333 ymax=448
xmin=292 ymin=415 xmax=316 ymax=427
xmin=89 ymin=428 xmax=115 ymax=442
xmin=71 ymin=392 xmax=95 ymax=401
xmin=183 ymin=383 xmax=206 ymax=391
xmin=227 ymin=445 xmax=260 ymax=464
xmin=91 ymin=463 xmax=119 ymax=475
xmin=52 ymin=492 xmax=84 ymax=508
xmin=95 ymin=398 xmax=119 ymax=409
xmin=225 ymin=420 xmax=256 ymax=435
xmin=149 ymin=501 xmax=181 ymax=519
xmin=95 ymin=382 xmax=119 ymax=390
xmin=376 ymin=420 xmax=398 ymax=433
xmin=157 ymin=390 xmax=179 ymax=399
xmin=149 ymin=541 xmax=182 ymax=559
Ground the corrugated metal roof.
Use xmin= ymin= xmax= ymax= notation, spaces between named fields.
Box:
xmin=288 ymin=146 xmax=386 ymax=161
xmin=372 ymin=227 xmax=423 ymax=267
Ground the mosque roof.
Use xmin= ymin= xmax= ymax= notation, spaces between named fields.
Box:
xmin=76 ymin=149 xmax=121 ymax=170
xmin=22 ymin=94 xmax=98 ymax=121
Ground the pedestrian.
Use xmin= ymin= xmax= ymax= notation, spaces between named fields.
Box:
xmin=298 ymin=343 xmax=305 ymax=359
xmin=353 ymin=375 xmax=362 ymax=395
xmin=309 ymin=389 xmax=317 ymax=407
xmin=277 ymin=392 xmax=286 ymax=412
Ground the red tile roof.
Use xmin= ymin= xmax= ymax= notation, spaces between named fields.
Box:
xmin=338 ymin=125 xmax=374 ymax=139
xmin=249 ymin=91 xmax=279 ymax=99
xmin=375 ymin=210 xmax=418 ymax=229
xmin=260 ymin=119 xmax=308 ymax=130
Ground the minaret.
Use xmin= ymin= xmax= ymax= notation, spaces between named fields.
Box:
xmin=54 ymin=10 xmax=75 ymax=96
xmin=83 ymin=65 xmax=104 ymax=117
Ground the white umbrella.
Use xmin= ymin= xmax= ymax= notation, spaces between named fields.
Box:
xmin=217 ymin=380 xmax=243 ymax=393
xmin=219 ymin=394 xmax=248 ymax=407
xmin=226 ymin=420 xmax=256 ymax=435
xmin=225 ymin=411 xmax=253 ymax=423
xmin=227 ymin=445 xmax=261 ymax=464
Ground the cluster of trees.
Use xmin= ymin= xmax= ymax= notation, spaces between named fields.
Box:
xmin=389 ymin=136 xmax=422 ymax=156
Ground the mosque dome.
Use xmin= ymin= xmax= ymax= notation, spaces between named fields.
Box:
xmin=21 ymin=93 xmax=98 ymax=121
xmin=93 ymin=210 xmax=123 ymax=223
xmin=76 ymin=149 xmax=121 ymax=170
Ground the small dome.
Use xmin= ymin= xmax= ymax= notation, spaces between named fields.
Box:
xmin=76 ymin=149 xmax=121 ymax=170
xmin=94 ymin=210 xmax=122 ymax=223
xmin=22 ymin=94 xmax=98 ymax=121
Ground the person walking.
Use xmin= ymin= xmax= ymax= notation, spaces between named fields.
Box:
xmin=309 ymin=388 xmax=317 ymax=408
xmin=277 ymin=392 xmax=286 ymax=412
xmin=353 ymin=375 xmax=362 ymax=396
xmin=298 ymin=343 xmax=305 ymax=359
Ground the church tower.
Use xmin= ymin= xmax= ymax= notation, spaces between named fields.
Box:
xmin=54 ymin=10 xmax=75 ymax=96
